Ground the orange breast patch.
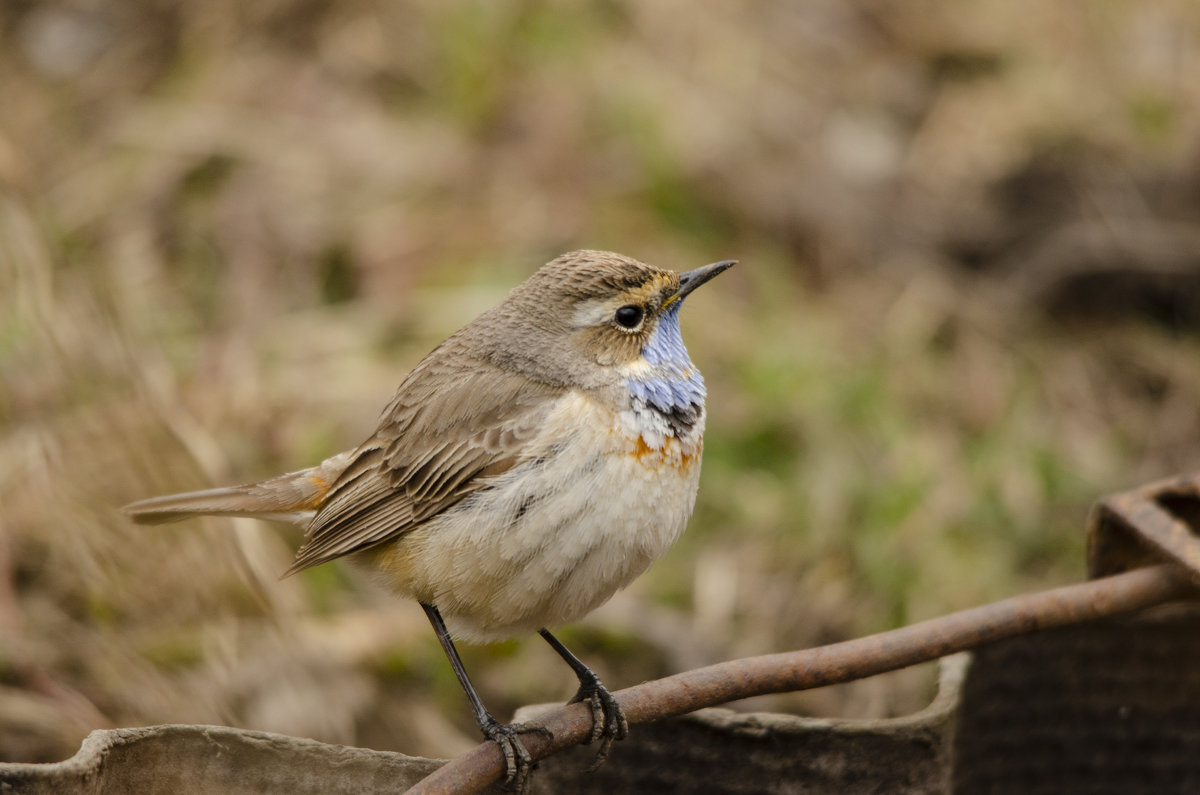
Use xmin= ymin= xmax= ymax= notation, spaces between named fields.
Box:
xmin=627 ymin=435 xmax=701 ymax=470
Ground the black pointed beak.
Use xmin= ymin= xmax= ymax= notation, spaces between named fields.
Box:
xmin=669 ymin=259 xmax=736 ymax=306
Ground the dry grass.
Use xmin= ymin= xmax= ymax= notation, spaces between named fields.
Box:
xmin=4 ymin=0 xmax=1200 ymax=765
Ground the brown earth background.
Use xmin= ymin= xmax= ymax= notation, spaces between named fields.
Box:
xmin=4 ymin=0 xmax=1200 ymax=766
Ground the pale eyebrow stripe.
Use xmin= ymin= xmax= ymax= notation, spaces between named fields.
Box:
xmin=571 ymin=298 xmax=616 ymax=329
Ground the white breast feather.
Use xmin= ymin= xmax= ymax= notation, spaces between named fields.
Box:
xmin=394 ymin=390 xmax=704 ymax=642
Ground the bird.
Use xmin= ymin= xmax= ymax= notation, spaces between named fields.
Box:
xmin=124 ymin=250 xmax=735 ymax=788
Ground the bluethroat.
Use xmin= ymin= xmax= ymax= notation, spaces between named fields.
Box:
xmin=125 ymin=250 xmax=735 ymax=787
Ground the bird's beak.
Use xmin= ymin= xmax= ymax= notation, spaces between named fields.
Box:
xmin=665 ymin=259 xmax=737 ymax=308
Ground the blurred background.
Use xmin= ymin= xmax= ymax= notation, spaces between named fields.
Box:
xmin=4 ymin=0 xmax=1200 ymax=766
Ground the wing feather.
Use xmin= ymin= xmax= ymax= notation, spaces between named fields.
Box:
xmin=286 ymin=345 xmax=561 ymax=575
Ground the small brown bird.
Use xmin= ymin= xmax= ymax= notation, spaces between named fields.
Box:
xmin=124 ymin=250 xmax=734 ymax=787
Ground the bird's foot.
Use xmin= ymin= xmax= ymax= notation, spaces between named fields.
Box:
xmin=480 ymin=717 xmax=550 ymax=792
xmin=569 ymin=674 xmax=629 ymax=770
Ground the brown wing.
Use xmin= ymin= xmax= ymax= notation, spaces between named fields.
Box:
xmin=285 ymin=341 xmax=562 ymax=575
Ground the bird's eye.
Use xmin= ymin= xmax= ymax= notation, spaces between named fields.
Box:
xmin=614 ymin=305 xmax=644 ymax=329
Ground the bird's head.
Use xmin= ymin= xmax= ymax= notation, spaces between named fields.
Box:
xmin=478 ymin=250 xmax=734 ymax=390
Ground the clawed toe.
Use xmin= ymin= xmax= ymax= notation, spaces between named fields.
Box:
xmin=481 ymin=718 xmax=536 ymax=792
xmin=570 ymin=677 xmax=629 ymax=769
xmin=571 ymin=679 xmax=628 ymax=743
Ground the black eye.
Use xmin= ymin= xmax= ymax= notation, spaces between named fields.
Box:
xmin=614 ymin=305 xmax=644 ymax=329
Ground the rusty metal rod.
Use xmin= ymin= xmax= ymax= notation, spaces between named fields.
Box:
xmin=406 ymin=563 xmax=1194 ymax=795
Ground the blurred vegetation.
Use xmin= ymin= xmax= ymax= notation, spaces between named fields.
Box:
xmin=4 ymin=0 xmax=1200 ymax=766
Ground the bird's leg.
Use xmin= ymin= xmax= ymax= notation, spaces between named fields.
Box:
xmin=538 ymin=628 xmax=629 ymax=769
xmin=421 ymin=603 xmax=538 ymax=791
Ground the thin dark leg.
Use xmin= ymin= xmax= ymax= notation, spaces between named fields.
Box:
xmin=538 ymin=628 xmax=629 ymax=767
xmin=421 ymin=602 xmax=533 ymax=789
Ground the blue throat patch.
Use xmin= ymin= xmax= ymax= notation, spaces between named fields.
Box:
xmin=625 ymin=302 xmax=705 ymax=431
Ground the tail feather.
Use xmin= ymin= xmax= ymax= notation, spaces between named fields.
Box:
xmin=123 ymin=451 xmax=354 ymax=527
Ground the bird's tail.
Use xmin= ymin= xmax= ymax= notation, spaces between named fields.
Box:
xmin=123 ymin=451 xmax=354 ymax=527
